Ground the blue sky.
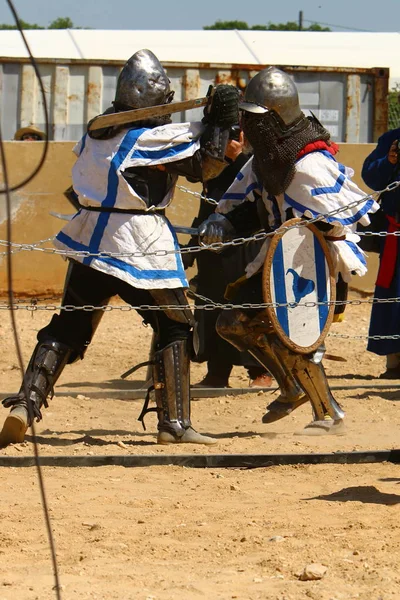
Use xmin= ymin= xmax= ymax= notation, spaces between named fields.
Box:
xmin=1 ymin=0 xmax=400 ymax=31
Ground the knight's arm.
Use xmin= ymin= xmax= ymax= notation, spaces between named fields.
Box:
xmin=165 ymin=84 xmax=241 ymax=183
xmin=222 ymin=199 xmax=262 ymax=234
xmin=162 ymin=152 xmax=204 ymax=183
xmin=198 ymin=197 xmax=262 ymax=245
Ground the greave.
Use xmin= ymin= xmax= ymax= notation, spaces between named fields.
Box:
xmin=217 ymin=308 xmax=344 ymax=422
xmin=270 ymin=338 xmax=344 ymax=421
xmin=217 ymin=309 xmax=303 ymax=402
xmin=2 ymin=340 xmax=72 ymax=425
xmin=253 ymin=337 xmax=304 ymax=402
xmin=153 ymin=340 xmax=191 ymax=438
xmin=293 ymin=358 xmax=345 ymax=421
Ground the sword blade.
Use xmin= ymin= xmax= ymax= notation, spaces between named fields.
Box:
xmin=324 ymin=353 xmax=347 ymax=362
xmin=88 ymin=97 xmax=208 ymax=132
xmin=173 ymin=226 xmax=199 ymax=236
xmin=49 ymin=211 xmax=74 ymax=221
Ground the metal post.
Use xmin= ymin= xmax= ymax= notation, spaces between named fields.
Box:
xmin=298 ymin=11 xmax=303 ymax=31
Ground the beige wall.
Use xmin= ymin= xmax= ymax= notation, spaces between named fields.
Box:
xmin=0 ymin=141 xmax=378 ymax=296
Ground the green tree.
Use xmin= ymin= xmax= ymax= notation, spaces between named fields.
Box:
xmin=204 ymin=20 xmax=249 ymax=30
xmin=203 ymin=19 xmax=330 ymax=32
xmin=266 ymin=20 xmax=299 ymax=30
xmin=0 ymin=19 xmax=44 ymax=30
xmin=48 ymin=17 xmax=74 ymax=29
xmin=305 ymin=23 xmax=331 ymax=31
xmin=388 ymin=85 xmax=400 ymax=130
xmin=0 ymin=16 xmax=81 ymax=30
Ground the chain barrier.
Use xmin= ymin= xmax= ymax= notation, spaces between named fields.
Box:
xmin=359 ymin=231 xmax=400 ymax=237
xmin=176 ymin=184 xmax=219 ymax=206
xmin=1 ymin=182 xmax=400 ymax=341
xmin=1 ymin=295 xmax=400 ymax=311
xmin=1 ymin=287 xmax=399 ymax=340
xmin=0 ymin=298 xmax=398 ymax=341
xmin=1 ymin=181 xmax=399 ymax=259
xmin=328 ymin=332 xmax=400 ymax=341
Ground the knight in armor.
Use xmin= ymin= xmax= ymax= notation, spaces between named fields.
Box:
xmin=0 ymin=49 xmax=240 ymax=447
xmin=185 ymin=125 xmax=272 ymax=388
xmin=199 ymin=67 xmax=379 ymax=434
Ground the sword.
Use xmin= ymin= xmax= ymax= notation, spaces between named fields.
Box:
xmin=49 ymin=211 xmax=199 ymax=236
xmin=324 ymin=354 xmax=347 ymax=362
xmin=49 ymin=211 xmax=74 ymax=221
xmin=173 ymin=226 xmax=199 ymax=236
xmin=88 ymin=97 xmax=208 ymax=132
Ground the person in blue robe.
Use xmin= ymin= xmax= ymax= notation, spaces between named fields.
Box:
xmin=362 ymin=128 xmax=400 ymax=377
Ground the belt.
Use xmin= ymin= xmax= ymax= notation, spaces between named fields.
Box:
xmin=80 ymin=204 xmax=161 ymax=215
xmin=324 ymin=235 xmax=346 ymax=241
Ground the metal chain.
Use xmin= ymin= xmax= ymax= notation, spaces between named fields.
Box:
xmin=176 ymin=184 xmax=218 ymax=206
xmin=1 ymin=181 xmax=398 ymax=259
xmin=0 ymin=235 xmax=56 ymax=255
xmin=328 ymin=332 xmax=400 ymax=340
xmin=0 ymin=295 xmax=61 ymax=305
xmin=2 ymin=296 xmax=400 ymax=311
xmin=0 ymin=299 xmax=399 ymax=341
xmin=359 ymin=231 xmax=400 ymax=237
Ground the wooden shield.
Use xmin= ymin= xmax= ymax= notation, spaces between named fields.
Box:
xmin=262 ymin=218 xmax=336 ymax=354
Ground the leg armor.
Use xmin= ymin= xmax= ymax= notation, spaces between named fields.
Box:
xmin=0 ymin=339 xmax=72 ymax=446
xmin=269 ymin=338 xmax=345 ymax=422
xmin=139 ymin=340 xmax=216 ymax=445
xmin=150 ymin=288 xmax=195 ymax=326
xmin=216 ymin=308 xmax=344 ymax=424
xmin=154 ymin=340 xmax=190 ymax=438
xmin=217 ymin=309 xmax=306 ymax=407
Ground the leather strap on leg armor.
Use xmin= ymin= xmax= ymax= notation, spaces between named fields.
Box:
xmin=152 ymin=340 xmax=191 ymax=438
xmin=2 ymin=340 xmax=72 ymax=425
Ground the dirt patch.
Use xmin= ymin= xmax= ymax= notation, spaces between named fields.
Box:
xmin=0 ymin=298 xmax=399 ymax=599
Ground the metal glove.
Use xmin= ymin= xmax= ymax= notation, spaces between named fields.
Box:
xmin=198 ymin=213 xmax=235 ymax=247
xmin=202 ymin=84 xmax=240 ymax=129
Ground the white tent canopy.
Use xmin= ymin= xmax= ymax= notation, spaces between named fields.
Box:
xmin=0 ymin=29 xmax=397 ymax=86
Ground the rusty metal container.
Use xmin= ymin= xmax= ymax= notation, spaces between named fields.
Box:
xmin=0 ymin=30 xmax=389 ymax=143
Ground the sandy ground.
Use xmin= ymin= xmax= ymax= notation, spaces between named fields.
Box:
xmin=0 ymin=297 xmax=399 ymax=600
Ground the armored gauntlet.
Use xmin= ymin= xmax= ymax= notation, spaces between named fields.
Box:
xmin=198 ymin=213 xmax=235 ymax=247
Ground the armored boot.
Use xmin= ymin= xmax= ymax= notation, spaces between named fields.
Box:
xmin=264 ymin=338 xmax=345 ymax=434
xmin=153 ymin=340 xmax=216 ymax=445
xmin=292 ymin=354 xmax=345 ymax=436
xmin=0 ymin=340 xmax=72 ymax=446
xmin=217 ymin=309 xmax=307 ymax=422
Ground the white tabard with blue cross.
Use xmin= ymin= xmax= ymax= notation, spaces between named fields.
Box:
xmin=217 ymin=150 xmax=380 ymax=283
xmin=268 ymin=225 xmax=332 ymax=349
xmin=53 ymin=122 xmax=203 ymax=290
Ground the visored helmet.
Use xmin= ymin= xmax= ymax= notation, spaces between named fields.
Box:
xmin=114 ymin=49 xmax=174 ymax=111
xmin=240 ymin=66 xmax=302 ymax=127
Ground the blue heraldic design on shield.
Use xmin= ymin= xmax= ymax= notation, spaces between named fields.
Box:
xmin=286 ymin=269 xmax=315 ymax=304
xmin=273 ymin=236 xmax=329 ymax=339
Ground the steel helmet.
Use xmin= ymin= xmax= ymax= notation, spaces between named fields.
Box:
xmin=114 ymin=49 xmax=174 ymax=110
xmin=240 ymin=66 xmax=302 ymax=126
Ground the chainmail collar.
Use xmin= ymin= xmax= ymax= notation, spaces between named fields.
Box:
xmin=243 ymin=113 xmax=332 ymax=196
